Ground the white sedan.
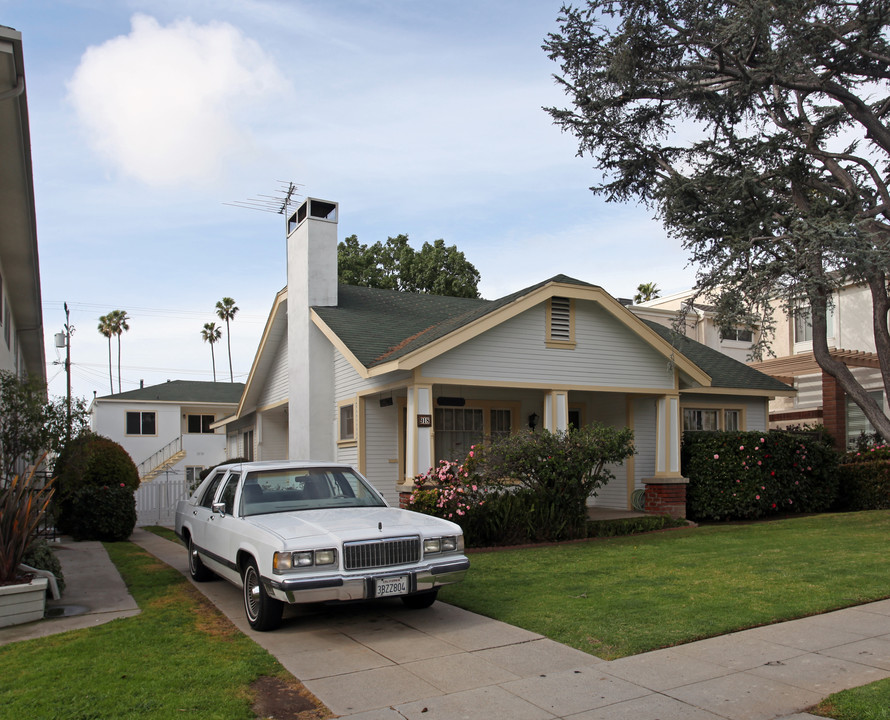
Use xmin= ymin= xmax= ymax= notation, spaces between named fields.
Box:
xmin=174 ymin=460 xmax=469 ymax=630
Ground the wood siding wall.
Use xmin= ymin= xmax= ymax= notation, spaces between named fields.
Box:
xmin=421 ymin=302 xmax=674 ymax=389
xmin=257 ymin=335 xmax=289 ymax=408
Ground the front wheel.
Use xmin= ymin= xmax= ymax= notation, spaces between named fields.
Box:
xmin=242 ymin=558 xmax=283 ymax=631
xmin=401 ymin=589 xmax=438 ymax=609
xmin=187 ymin=536 xmax=214 ymax=582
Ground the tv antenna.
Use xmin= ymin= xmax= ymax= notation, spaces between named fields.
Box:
xmin=224 ymin=181 xmax=304 ymax=215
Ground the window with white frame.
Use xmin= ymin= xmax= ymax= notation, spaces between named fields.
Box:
xmin=185 ymin=466 xmax=204 ymax=487
xmin=846 ymin=391 xmax=884 ymax=448
xmin=126 ymin=411 xmax=156 ymax=435
xmin=720 ymin=327 xmax=754 ymax=343
xmin=793 ymin=303 xmax=836 ymax=346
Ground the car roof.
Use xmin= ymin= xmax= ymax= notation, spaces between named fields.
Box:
xmin=213 ymin=460 xmax=357 ymax=472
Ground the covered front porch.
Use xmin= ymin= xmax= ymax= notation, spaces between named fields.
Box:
xmin=352 ymin=381 xmax=687 ymax=513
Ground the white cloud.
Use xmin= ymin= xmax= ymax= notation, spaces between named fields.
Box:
xmin=67 ymin=14 xmax=287 ymax=187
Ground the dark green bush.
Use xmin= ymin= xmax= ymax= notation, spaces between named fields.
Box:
xmin=57 ymin=485 xmax=136 ymax=541
xmin=587 ymin=515 xmax=687 ymax=538
xmin=470 ymin=425 xmax=635 ymax=541
xmin=54 ymin=434 xmax=138 ymax=540
xmin=836 ymin=447 xmax=890 ymax=511
xmin=22 ymin=538 xmax=65 ymax=595
xmin=683 ymin=430 xmax=839 ymax=522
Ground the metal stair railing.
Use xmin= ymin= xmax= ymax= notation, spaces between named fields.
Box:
xmin=138 ymin=436 xmax=183 ymax=482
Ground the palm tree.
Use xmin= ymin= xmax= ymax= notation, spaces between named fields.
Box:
xmin=97 ymin=314 xmax=114 ymax=394
xmin=201 ymin=322 xmax=222 ymax=382
xmin=215 ymin=297 xmax=239 ymax=383
xmin=107 ymin=310 xmax=130 ymax=394
xmin=634 ymin=282 xmax=661 ymax=304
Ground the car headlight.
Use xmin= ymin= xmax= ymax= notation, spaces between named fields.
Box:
xmin=273 ymin=549 xmax=338 ymax=573
xmin=423 ymin=536 xmax=461 ymax=555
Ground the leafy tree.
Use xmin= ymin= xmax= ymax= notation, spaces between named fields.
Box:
xmin=215 ymin=297 xmax=239 ymax=383
xmin=338 ymin=233 xmax=481 ymax=298
xmin=634 ymin=282 xmax=660 ymax=304
xmin=201 ymin=322 xmax=222 ymax=382
xmin=0 ymin=371 xmax=89 ymax=482
xmin=97 ymin=314 xmax=114 ymax=395
xmin=544 ymin=0 xmax=890 ymax=439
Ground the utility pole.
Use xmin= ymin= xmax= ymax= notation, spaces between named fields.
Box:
xmin=62 ymin=303 xmax=73 ymax=442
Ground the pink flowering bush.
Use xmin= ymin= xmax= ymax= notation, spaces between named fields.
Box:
xmin=409 ymin=459 xmax=485 ymax=522
xmin=683 ymin=431 xmax=838 ymax=521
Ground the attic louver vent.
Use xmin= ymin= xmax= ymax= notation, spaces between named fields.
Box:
xmin=550 ymin=297 xmax=572 ymax=341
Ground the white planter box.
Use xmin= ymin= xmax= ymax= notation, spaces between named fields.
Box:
xmin=0 ymin=577 xmax=48 ymax=628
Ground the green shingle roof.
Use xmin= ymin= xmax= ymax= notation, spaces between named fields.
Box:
xmin=313 ymin=277 xmax=791 ymax=394
xmin=641 ymin=321 xmax=792 ymax=392
xmin=97 ymin=380 xmax=245 ymax=404
xmin=313 ymin=275 xmax=598 ymax=368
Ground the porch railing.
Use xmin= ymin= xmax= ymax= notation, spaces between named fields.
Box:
xmin=137 ymin=436 xmax=183 ymax=480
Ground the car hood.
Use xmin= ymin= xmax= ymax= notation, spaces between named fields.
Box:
xmin=247 ymin=506 xmax=462 ymax=543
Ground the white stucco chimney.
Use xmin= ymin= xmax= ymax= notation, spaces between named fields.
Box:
xmin=286 ymin=198 xmax=338 ymax=460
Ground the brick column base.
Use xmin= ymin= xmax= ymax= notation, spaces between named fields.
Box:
xmin=643 ymin=478 xmax=688 ymax=519
xmin=399 ymin=491 xmax=412 ymax=509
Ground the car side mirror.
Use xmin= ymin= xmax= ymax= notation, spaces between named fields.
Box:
xmin=211 ymin=501 xmax=226 ymax=516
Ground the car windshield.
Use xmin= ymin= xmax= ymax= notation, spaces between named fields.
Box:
xmin=240 ymin=467 xmax=387 ymax=516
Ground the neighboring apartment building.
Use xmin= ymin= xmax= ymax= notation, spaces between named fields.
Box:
xmin=90 ymin=381 xmax=244 ymax=485
xmin=637 ymin=283 xmax=887 ymax=448
xmin=215 ymin=198 xmax=792 ymax=518
xmin=0 ymin=26 xmax=46 ymax=383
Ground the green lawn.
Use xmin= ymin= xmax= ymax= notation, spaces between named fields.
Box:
xmin=439 ymin=510 xmax=890 ymax=660
xmin=0 ymin=542 xmax=328 ymax=720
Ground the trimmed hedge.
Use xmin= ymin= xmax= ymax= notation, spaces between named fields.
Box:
xmin=836 ymin=447 xmax=890 ymax=511
xmin=683 ymin=431 xmax=839 ymax=522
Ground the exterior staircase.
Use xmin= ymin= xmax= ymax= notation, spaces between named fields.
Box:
xmin=138 ymin=436 xmax=185 ymax=482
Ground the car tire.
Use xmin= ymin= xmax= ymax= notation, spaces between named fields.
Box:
xmin=187 ymin=536 xmax=214 ymax=582
xmin=242 ymin=558 xmax=283 ymax=631
xmin=401 ymin=589 xmax=438 ymax=609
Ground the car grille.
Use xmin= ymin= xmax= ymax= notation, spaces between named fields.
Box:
xmin=343 ymin=536 xmax=420 ymax=570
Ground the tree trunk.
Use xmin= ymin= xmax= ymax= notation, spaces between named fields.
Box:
xmin=809 ymin=290 xmax=890 ymax=443
xmin=107 ymin=337 xmax=113 ymax=395
xmin=116 ymin=334 xmax=122 ymax=394
xmin=210 ymin=345 xmax=217 ymax=383
xmin=226 ymin=319 xmax=233 ymax=383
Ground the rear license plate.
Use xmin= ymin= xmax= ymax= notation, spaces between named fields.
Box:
xmin=376 ymin=575 xmax=409 ymax=598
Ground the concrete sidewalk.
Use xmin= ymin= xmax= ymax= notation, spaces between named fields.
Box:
xmin=128 ymin=528 xmax=890 ymax=720
xmin=0 ymin=538 xmax=140 ymax=646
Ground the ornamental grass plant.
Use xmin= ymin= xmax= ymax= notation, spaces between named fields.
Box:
xmin=0 ymin=462 xmax=54 ymax=585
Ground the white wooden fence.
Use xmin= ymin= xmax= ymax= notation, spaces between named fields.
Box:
xmin=135 ymin=479 xmax=190 ymax=527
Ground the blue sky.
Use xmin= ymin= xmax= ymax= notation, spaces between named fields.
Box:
xmin=3 ymin=0 xmax=694 ymax=402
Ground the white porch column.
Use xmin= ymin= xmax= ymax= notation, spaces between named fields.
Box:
xmin=405 ymin=384 xmax=434 ymax=480
xmin=654 ymin=394 xmax=683 ymax=477
xmin=544 ymin=390 xmax=569 ymax=433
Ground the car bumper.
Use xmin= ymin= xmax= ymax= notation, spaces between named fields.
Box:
xmin=265 ymin=556 xmax=470 ymax=604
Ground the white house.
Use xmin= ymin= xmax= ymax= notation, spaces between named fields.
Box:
xmin=216 ymin=199 xmax=793 ymax=518
xmin=638 ymin=283 xmax=888 ymax=448
xmin=0 ymin=26 xmax=45 ymax=383
xmin=90 ymin=380 xmax=244 ymax=486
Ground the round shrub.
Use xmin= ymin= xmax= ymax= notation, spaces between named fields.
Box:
xmin=54 ymin=433 xmax=138 ymax=540
xmin=58 ymin=485 xmax=137 ymax=541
